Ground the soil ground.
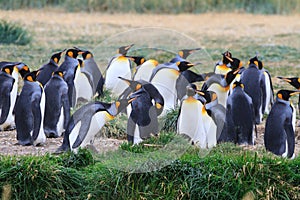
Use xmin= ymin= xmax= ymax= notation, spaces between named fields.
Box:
xmin=0 ymin=10 xmax=299 ymax=156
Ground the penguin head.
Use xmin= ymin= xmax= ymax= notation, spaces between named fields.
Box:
xmin=66 ymin=48 xmax=84 ymax=58
xmin=115 ymin=96 xmax=138 ymax=114
xmin=196 ymin=90 xmax=212 ymax=104
xmin=127 ymin=56 xmax=145 ymax=66
xmin=77 ymin=58 xmax=84 ymax=68
xmin=277 ymin=77 xmax=300 ymax=89
xmin=1 ymin=64 xmax=15 ymax=75
xmin=117 ymin=44 xmax=134 ymax=56
xmin=176 ymin=61 xmax=196 ymax=72
xmin=51 ymin=49 xmax=66 ymax=64
xmin=186 ymin=83 xmax=197 ymax=97
xmin=248 ymin=55 xmax=259 ymax=67
xmin=232 ymin=81 xmax=244 ymax=90
xmin=224 ymin=68 xmax=240 ymax=85
xmin=24 ymin=70 xmax=39 ymax=82
xmin=17 ymin=63 xmax=30 ymax=78
xmin=276 ymin=90 xmax=300 ymax=101
xmin=81 ymin=50 xmax=94 ymax=60
xmin=230 ymin=58 xmax=243 ymax=71
xmin=222 ymin=51 xmax=233 ymax=64
xmin=178 ymin=48 xmax=201 ymax=59
xmin=118 ymin=76 xmax=142 ymax=91
xmin=52 ymin=70 xmax=64 ymax=78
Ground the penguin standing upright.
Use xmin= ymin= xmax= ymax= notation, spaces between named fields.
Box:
xmin=219 ymin=81 xmax=255 ymax=145
xmin=133 ymin=59 xmax=158 ymax=81
xmin=80 ymin=49 xmax=105 ymax=97
xmin=15 ymin=71 xmax=46 ymax=146
xmin=202 ymin=68 xmax=240 ymax=108
xmin=0 ymin=62 xmax=29 ymax=131
xmin=0 ymin=65 xmax=15 ymax=130
xmin=240 ymin=56 xmax=266 ymax=124
xmin=150 ymin=61 xmax=195 ymax=114
xmin=264 ymin=90 xmax=300 ymax=158
xmin=59 ymin=48 xmax=83 ymax=107
xmin=36 ymin=49 xmax=65 ymax=86
xmin=177 ymin=84 xmax=206 ymax=148
xmin=105 ymin=44 xmax=134 ymax=97
xmin=43 ymin=71 xmax=70 ymax=138
xmin=56 ymin=97 xmax=135 ymax=153
xmin=118 ymin=77 xmax=164 ymax=144
xmin=214 ymin=51 xmax=233 ymax=75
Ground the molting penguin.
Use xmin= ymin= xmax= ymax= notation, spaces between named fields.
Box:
xmin=15 ymin=71 xmax=46 ymax=146
xmin=43 ymin=71 xmax=70 ymax=138
xmin=264 ymin=90 xmax=300 ymax=158
xmin=105 ymin=44 xmax=134 ymax=97
xmin=240 ymin=56 xmax=266 ymax=124
xmin=118 ymin=77 xmax=164 ymax=144
xmin=177 ymin=84 xmax=206 ymax=148
xmin=36 ymin=49 xmax=65 ymax=86
xmin=150 ymin=61 xmax=195 ymax=114
xmin=56 ymin=97 xmax=136 ymax=153
xmin=219 ymin=81 xmax=255 ymax=145
xmin=0 ymin=65 xmax=16 ymax=130
xmin=59 ymin=48 xmax=84 ymax=107
xmin=214 ymin=51 xmax=233 ymax=75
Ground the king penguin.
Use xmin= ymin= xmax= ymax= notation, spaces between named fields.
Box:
xmin=15 ymin=70 xmax=46 ymax=146
xmin=133 ymin=59 xmax=158 ymax=81
xmin=105 ymin=44 xmax=134 ymax=97
xmin=264 ymin=90 xmax=300 ymax=158
xmin=56 ymin=97 xmax=136 ymax=153
xmin=44 ymin=71 xmax=70 ymax=138
xmin=177 ymin=84 xmax=206 ymax=148
xmin=36 ymin=49 xmax=65 ymax=86
xmin=150 ymin=61 xmax=195 ymax=115
xmin=59 ymin=48 xmax=84 ymax=107
xmin=240 ymin=56 xmax=266 ymax=124
xmin=170 ymin=48 xmax=201 ymax=63
xmin=218 ymin=81 xmax=256 ymax=145
xmin=0 ymin=64 xmax=16 ymax=130
xmin=214 ymin=51 xmax=233 ymax=75
xmin=118 ymin=77 xmax=164 ymax=144
xmin=0 ymin=62 xmax=29 ymax=131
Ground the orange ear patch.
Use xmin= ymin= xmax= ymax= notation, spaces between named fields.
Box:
xmin=54 ymin=57 xmax=59 ymax=63
xmin=4 ymin=68 xmax=10 ymax=74
xmin=277 ymin=93 xmax=283 ymax=99
xmin=26 ymin=76 xmax=34 ymax=82
xmin=67 ymin=51 xmax=74 ymax=57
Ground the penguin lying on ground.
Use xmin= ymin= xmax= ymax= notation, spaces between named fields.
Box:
xmin=264 ymin=90 xmax=300 ymax=159
xmin=240 ymin=56 xmax=266 ymax=124
xmin=36 ymin=49 xmax=65 ymax=86
xmin=218 ymin=81 xmax=256 ymax=145
xmin=43 ymin=71 xmax=70 ymax=138
xmin=15 ymin=71 xmax=46 ymax=146
xmin=105 ymin=44 xmax=134 ymax=97
xmin=56 ymin=97 xmax=136 ymax=153
xmin=118 ymin=77 xmax=164 ymax=144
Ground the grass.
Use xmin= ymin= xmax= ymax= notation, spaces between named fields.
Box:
xmin=0 ymin=0 xmax=300 ymax=14
xmin=0 ymin=20 xmax=31 ymax=45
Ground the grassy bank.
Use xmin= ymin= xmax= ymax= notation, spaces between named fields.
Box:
xmin=0 ymin=138 xmax=299 ymax=199
xmin=0 ymin=0 xmax=299 ymax=14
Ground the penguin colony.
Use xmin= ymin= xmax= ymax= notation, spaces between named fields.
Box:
xmin=0 ymin=46 xmax=299 ymax=158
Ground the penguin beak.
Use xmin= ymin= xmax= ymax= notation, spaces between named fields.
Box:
xmin=125 ymin=44 xmax=134 ymax=51
xmin=233 ymin=68 xmax=240 ymax=74
xmin=277 ymin=76 xmax=292 ymax=83
xmin=225 ymin=55 xmax=233 ymax=62
xmin=195 ymin=90 xmax=205 ymax=96
xmin=128 ymin=97 xmax=137 ymax=103
xmin=290 ymin=91 xmax=300 ymax=96
xmin=118 ymin=76 xmax=131 ymax=85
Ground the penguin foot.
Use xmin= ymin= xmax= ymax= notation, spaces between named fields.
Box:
xmin=54 ymin=145 xmax=69 ymax=154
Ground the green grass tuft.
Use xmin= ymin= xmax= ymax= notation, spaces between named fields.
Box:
xmin=0 ymin=20 xmax=31 ymax=45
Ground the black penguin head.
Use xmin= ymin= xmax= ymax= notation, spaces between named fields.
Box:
xmin=232 ymin=81 xmax=244 ymax=90
xmin=17 ymin=63 xmax=30 ymax=78
xmin=82 ymin=50 xmax=94 ymax=60
xmin=24 ymin=70 xmax=39 ymax=82
xmin=115 ymin=96 xmax=137 ymax=114
xmin=230 ymin=58 xmax=243 ymax=71
xmin=1 ymin=64 xmax=15 ymax=75
xmin=196 ymin=90 xmax=212 ymax=103
xmin=52 ymin=70 xmax=64 ymax=78
xmin=222 ymin=51 xmax=233 ymax=64
xmin=127 ymin=56 xmax=145 ymax=66
xmin=51 ymin=49 xmax=66 ymax=64
xmin=248 ymin=55 xmax=259 ymax=67
xmin=277 ymin=77 xmax=300 ymax=90
xmin=66 ymin=48 xmax=84 ymax=58
xmin=176 ymin=61 xmax=196 ymax=72
xmin=224 ymin=68 xmax=240 ymax=85
xmin=117 ymin=44 xmax=134 ymax=56
xmin=77 ymin=58 xmax=84 ymax=68
xmin=276 ymin=90 xmax=300 ymax=101
xmin=118 ymin=76 xmax=142 ymax=91
xmin=178 ymin=48 xmax=201 ymax=59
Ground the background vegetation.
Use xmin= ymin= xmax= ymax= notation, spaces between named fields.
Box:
xmin=0 ymin=0 xmax=299 ymax=14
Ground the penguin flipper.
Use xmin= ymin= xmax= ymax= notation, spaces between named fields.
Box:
xmin=95 ymin=75 xmax=105 ymax=97
xmin=0 ymin=90 xmax=11 ymax=124
xmin=285 ymin=122 xmax=295 ymax=158
xmin=139 ymin=106 xmax=158 ymax=139
xmin=62 ymin=93 xmax=71 ymax=129
xmin=31 ymin=96 xmax=42 ymax=141
xmin=71 ymin=113 xmax=93 ymax=148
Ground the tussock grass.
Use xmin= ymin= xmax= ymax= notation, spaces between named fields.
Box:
xmin=0 ymin=20 xmax=31 ymax=45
